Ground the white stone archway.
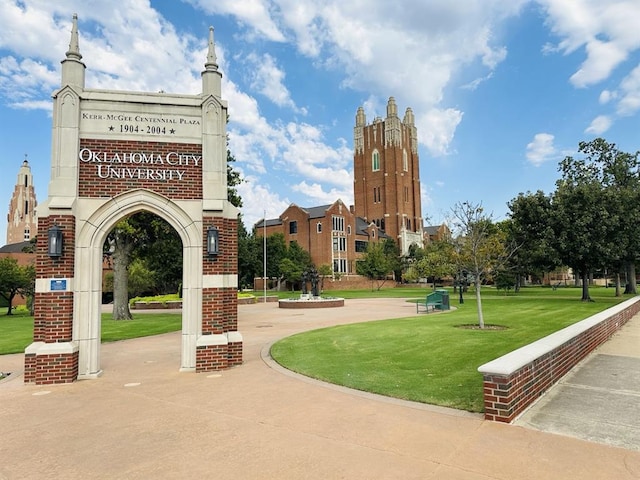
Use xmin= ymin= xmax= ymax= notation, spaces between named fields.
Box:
xmin=25 ymin=18 xmax=241 ymax=384
xmin=73 ymin=189 xmax=203 ymax=378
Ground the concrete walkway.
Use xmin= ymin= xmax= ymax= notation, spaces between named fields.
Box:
xmin=515 ymin=309 xmax=640 ymax=451
xmin=1 ymin=298 xmax=639 ymax=479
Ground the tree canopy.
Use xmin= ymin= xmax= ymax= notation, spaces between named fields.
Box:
xmin=0 ymin=257 xmax=35 ymax=315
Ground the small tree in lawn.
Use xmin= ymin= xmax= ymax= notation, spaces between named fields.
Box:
xmin=279 ymin=258 xmax=303 ymax=291
xmin=411 ymin=240 xmax=455 ymax=289
xmin=356 ymin=241 xmax=392 ymax=291
xmin=0 ymin=257 xmax=35 ymax=315
xmin=317 ymin=264 xmax=333 ymax=290
xmin=451 ymin=201 xmax=514 ymax=328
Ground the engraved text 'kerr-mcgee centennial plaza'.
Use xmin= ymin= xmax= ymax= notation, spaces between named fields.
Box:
xmin=78 ymin=148 xmax=202 ymax=181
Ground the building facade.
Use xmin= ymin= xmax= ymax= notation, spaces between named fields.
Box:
xmin=7 ymin=158 xmax=38 ymax=245
xmin=256 ymin=97 xmax=425 ymax=278
xmin=256 ymin=199 xmax=383 ymax=275
xmin=353 ymin=97 xmax=423 ymax=255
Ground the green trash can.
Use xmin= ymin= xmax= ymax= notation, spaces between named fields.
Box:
xmin=436 ymin=289 xmax=450 ymax=310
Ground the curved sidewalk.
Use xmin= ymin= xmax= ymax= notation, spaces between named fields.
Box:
xmin=0 ymin=298 xmax=639 ymax=479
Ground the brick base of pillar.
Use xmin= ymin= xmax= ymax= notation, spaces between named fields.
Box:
xmin=24 ymin=345 xmax=79 ymax=385
xmin=228 ymin=341 xmax=243 ymax=367
xmin=195 ymin=334 xmax=244 ymax=372
xmin=196 ymin=344 xmax=228 ymax=372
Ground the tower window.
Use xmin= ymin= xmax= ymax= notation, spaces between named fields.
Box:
xmin=403 ymin=149 xmax=408 ymax=171
xmin=372 ymin=150 xmax=380 ymax=171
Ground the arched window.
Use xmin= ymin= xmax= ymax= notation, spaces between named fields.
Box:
xmin=372 ymin=150 xmax=380 ymax=171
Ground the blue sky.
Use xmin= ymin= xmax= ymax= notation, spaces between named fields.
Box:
xmin=1 ymin=0 xmax=640 ymax=244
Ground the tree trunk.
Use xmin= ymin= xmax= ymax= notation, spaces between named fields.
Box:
xmin=581 ymin=271 xmax=592 ymax=302
xmin=475 ymin=277 xmax=485 ymax=328
xmin=112 ymin=236 xmax=133 ymax=321
xmin=615 ymin=272 xmax=621 ymax=297
xmin=4 ymin=292 xmax=17 ymax=315
xmin=624 ymin=261 xmax=637 ymax=294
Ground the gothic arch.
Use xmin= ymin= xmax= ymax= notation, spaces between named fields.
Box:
xmin=73 ymin=189 xmax=203 ymax=378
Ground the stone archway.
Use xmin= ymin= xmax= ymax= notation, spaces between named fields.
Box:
xmin=74 ymin=189 xmax=202 ymax=379
xmin=24 ymin=17 xmax=242 ymax=384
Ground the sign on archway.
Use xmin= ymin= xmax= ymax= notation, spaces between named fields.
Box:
xmin=24 ymin=15 xmax=242 ymax=384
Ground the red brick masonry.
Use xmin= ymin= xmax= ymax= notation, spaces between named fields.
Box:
xmin=478 ymin=297 xmax=640 ymax=423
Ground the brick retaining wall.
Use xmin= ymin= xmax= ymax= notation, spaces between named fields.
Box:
xmin=478 ymin=297 xmax=640 ymax=423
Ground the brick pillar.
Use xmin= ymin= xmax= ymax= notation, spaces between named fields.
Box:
xmin=197 ymin=216 xmax=242 ymax=372
xmin=24 ymin=215 xmax=78 ymax=384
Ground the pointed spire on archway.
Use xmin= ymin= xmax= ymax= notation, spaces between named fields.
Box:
xmin=204 ymin=26 xmax=218 ymax=72
xmin=202 ymin=26 xmax=222 ymax=96
xmin=61 ymin=13 xmax=86 ymax=88
xmin=66 ymin=13 xmax=82 ymax=61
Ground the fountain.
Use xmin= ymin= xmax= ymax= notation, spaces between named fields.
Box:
xmin=278 ymin=267 xmax=345 ymax=309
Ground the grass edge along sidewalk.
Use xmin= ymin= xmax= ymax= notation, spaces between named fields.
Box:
xmin=271 ymin=287 xmax=628 ymax=412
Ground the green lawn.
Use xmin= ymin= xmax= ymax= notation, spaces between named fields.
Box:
xmin=270 ymin=287 xmax=629 ymax=412
xmin=0 ymin=312 xmax=182 ymax=355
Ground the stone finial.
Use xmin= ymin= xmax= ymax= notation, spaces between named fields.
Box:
xmin=66 ymin=13 xmax=82 ymax=61
xmin=204 ymin=26 xmax=218 ymax=71
xmin=403 ymin=107 xmax=415 ymax=125
xmin=387 ymin=96 xmax=398 ymax=117
xmin=355 ymin=106 xmax=366 ymax=126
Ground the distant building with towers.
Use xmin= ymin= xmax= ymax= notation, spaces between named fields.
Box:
xmin=256 ymin=97 xmax=426 ymax=281
xmin=6 ymin=157 xmax=38 ymax=245
xmin=353 ymin=97 xmax=423 ymax=255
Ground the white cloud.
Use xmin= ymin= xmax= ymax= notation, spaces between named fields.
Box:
xmin=212 ymin=0 xmax=528 ymax=156
xmin=585 ymin=115 xmax=612 ymax=135
xmin=526 ymin=133 xmax=556 ymax=166
xmin=599 ymin=89 xmax=616 ymax=104
xmin=539 ymin=0 xmax=640 ymax=87
xmin=416 ymin=108 xmax=464 ymax=157
xmin=291 ymin=181 xmax=353 ymax=206
xmin=245 ymin=52 xmax=303 ymax=112
xmin=237 ymin=177 xmax=291 ymax=230
xmin=186 ymin=0 xmax=285 ymax=42
xmin=617 ymin=62 xmax=640 ymax=116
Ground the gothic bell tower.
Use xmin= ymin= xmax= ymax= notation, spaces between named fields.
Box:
xmin=7 ymin=157 xmax=38 ymax=245
xmin=353 ymin=97 xmax=423 ymax=254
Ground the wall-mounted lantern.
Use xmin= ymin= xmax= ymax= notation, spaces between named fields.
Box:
xmin=48 ymin=225 xmax=64 ymax=258
xmin=207 ymin=226 xmax=219 ymax=256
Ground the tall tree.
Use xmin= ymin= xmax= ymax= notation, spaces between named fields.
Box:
xmin=576 ymin=139 xmax=640 ymax=294
xmin=450 ymin=201 xmax=513 ymax=328
xmin=0 ymin=257 xmax=34 ymax=315
xmin=552 ymin=176 xmax=617 ymax=302
xmin=507 ymin=191 xmax=560 ymax=289
xmin=107 ymin=219 xmax=139 ymax=320
xmin=553 ymin=138 xmax=635 ymax=300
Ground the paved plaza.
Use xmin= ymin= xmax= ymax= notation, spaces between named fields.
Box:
xmin=1 ymin=298 xmax=639 ymax=479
